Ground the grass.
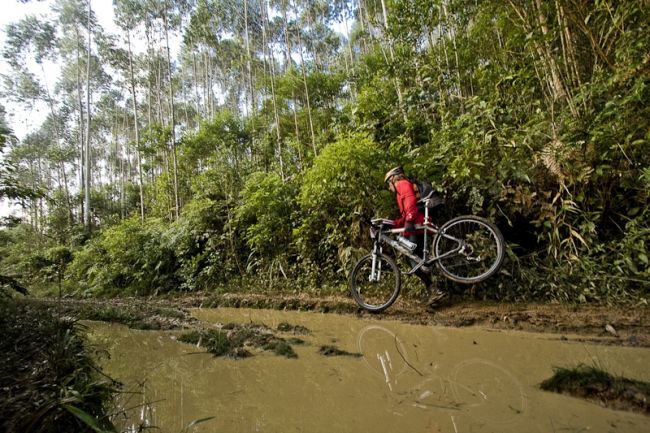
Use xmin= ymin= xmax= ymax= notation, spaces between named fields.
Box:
xmin=0 ymin=299 xmax=119 ymax=433
xmin=318 ymin=345 xmax=363 ymax=357
xmin=179 ymin=323 xmax=298 ymax=359
xmin=34 ymin=298 xmax=190 ymax=330
xmin=540 ymin=364 xmax=650 ymax=414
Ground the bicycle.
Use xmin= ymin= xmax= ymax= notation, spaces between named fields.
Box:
xmin=349 ymin=191 xmax=505 ymax=312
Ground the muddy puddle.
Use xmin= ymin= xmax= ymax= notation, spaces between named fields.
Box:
xmin=88 ymin=308 xmax=650 ymax=433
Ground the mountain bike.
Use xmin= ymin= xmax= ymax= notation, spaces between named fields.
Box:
xmin=349 ymin=192 xmax=505 ymax=312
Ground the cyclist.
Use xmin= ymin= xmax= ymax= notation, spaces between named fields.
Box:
xmin=384 ymin=166 xmax=446 ymax=307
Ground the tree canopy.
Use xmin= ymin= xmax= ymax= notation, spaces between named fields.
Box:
xmin=1 ymin=0 xmax=648 ymax=303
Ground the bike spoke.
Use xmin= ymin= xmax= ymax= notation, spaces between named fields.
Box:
xmin=434 ymin=217 xmax=504 ymax=283
xmin=350 ymin=254 xmax=401 ymax=312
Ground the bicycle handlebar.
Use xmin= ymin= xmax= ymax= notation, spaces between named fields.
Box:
xmin=353 ymin=212 xmax=394 ymax=230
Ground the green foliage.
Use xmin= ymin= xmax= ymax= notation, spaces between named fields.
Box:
xmin=180 ymin=111 xmax=251 ymax=173
xmin=178 ymin=323 xmax=299 ymax=359
xmin=235 ymin=171 xmax=296 ymax=265
xmin=0 ymin=104 xmax=38 ymax=201
xmin=296 ymin=133 xmax=392 ymax=281
xmin=0 ymin=223 xmax=60 ymax=296
xmin=166 ymin=197 xmax=236 ymax=290
xmin=3 ymin=0 xmax=649 ymax=304
xmin=0 ymin=300 xmax=117 ymax=433
xmin=67 ymin=218 xmax=179 ymax=296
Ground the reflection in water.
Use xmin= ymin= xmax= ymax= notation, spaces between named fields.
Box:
xmin=89 ymin=308 xmax=650 ymax=433
xmin=356 ymin=324 xmax=527 ymax=430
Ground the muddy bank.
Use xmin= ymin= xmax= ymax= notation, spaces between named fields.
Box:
xmin=188 ymin=293 xmax=650 ymax=347
xmin=541 ymin=365 xmax=650 ymax=415
xmin=41 ymin=293 xmax=650 ymax=347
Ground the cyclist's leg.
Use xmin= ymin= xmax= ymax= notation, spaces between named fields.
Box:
xmin=410 ymin=233 xmax=447 ymax=306
xmin=408 ymin=234 xmax=432 ymax=292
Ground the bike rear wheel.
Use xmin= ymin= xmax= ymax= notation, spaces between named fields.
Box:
xmin=349 ymin=253 xmax=401 ymax=313
xmin=432 ymin=215 xmax=504 ymax=284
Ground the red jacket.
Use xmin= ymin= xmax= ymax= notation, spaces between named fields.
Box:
xmin=391 ymin=179 xmax=424 ymax=235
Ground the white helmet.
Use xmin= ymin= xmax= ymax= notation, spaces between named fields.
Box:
xmin=384 ymin=166 xmax=404 ymax=183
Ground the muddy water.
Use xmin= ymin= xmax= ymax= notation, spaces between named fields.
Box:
xmin=88 ymin=308 xmax=650 ymax=433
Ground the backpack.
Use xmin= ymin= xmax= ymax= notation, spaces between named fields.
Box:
xmin=410 ymin=178 xmax=444 ymax=213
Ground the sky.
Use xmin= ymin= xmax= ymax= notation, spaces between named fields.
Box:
xmin=0 ymin=0 xmax=118 ymax=217
xmin=1 ymin=0 xmax=118 ymax=139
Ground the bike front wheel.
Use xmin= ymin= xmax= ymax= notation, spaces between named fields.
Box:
xmin=432 ymin=215 xmax=505 ymax=284
xmin=349 ymin=253 xmax=401 ymax=313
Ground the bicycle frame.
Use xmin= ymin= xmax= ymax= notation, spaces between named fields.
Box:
xmin=352 ymin=195 xmax=505 ymax=311
xmin=368 ymin=196 xmax=465 ymax=278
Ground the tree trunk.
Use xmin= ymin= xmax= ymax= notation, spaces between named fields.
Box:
xmin=84 ymin=1 xmax=92 ymax=230
xmin=441 ymin=2 xmax=464 ymax=109
xmin=357 ymin=0 xmax=368 ymax=55
xmin=162 ymin=1 xmax=180 ymax=219
xmin=342 ymin=4 xmax=356 ymax=99
xmin=379 ymin=0 xmax=407 ymax=122
xmin=191 ymin=49 xmax=201 ymax=118
xmin=74 ymin=26 xmax=86 ymax=226
xmin=40 ymin=63 xmax=73 ymax=227
xmin=295 ymin=28 xmax=317 ymax=157
xmin=127 ymin=30 xmax=145 ymax=221
xmin=263 ymin=0 xmax=285 ymax=179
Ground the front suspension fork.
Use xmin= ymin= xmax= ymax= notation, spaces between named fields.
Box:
xmin=370 ymin=243 xmax=383 ymax=282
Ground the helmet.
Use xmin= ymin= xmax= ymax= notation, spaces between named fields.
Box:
xmin=384 ymin=166 xmax=404 ymax=183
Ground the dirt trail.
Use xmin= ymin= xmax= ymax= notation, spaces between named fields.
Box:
xmin=158 ymin=293 xmax=650 ymax=347
xmin=46 ymin=293 xmax=650 ymax=347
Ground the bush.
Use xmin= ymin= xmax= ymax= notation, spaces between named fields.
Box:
xmin=295 ymin=133 xmax=392 ymax=283
xmin=235 ymin=171 xmax=297 ymax=275
xmin=166 ymin=197 xmax=237 ymax=291
xmin=0 ymin=300 xmax=117 ymax=433
xmin=67 ymin=218 xmax=179 ymax=296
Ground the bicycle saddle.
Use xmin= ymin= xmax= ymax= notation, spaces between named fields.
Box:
xmin=419 ymin=191 xmax=444 ymax=208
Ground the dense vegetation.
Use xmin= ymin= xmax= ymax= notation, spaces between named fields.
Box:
xmin=1 ymin=0 xmax=648 ymax=303
xmin=0 ymin=300 xmax=117 ymax=433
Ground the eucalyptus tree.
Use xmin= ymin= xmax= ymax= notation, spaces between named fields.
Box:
xmin=259 ymin=0 xmax=286 ymax=177
xmin=1 ymin=15 xmax=76 ymax=222
xmin=6 ymin=130 xmax=52 ymax=231
xmin=0 ymin=104 xmax=34 ymax=203
xmin=113 ymin=0 xmax=151 ymax=220
xmin=139 ymin=0 xmax=193 ymax=219
xmin=52 ymin=0 xmax=104 ymax=229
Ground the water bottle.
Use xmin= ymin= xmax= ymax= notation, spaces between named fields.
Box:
xmin=397 ymin=236 xmax=417 ymax=252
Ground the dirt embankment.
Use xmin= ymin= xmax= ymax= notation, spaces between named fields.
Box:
xmin=53 ymin=292 xmax=650 ymax=347
xmin=32 ymin=293 xmax=650 ymax=347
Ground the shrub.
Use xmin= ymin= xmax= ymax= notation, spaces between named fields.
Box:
xmin=295 ymin=133 xmax=392 ymax=283
xmin=235 ymin=171 xmax=297 ymax=275
xmin=166 ymin=197 xmax=237 ymax=291
xmin=67 ymin=218 xmax=179 ymax=296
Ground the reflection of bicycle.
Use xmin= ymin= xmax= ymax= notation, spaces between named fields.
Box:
xmin=356 ymin=325 xmax=527 ymax=426
xmin=350 ymin=192 xmax=505 ymax=312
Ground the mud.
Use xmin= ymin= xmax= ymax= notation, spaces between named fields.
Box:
xmin=43 ymin=292 xmax=650 ymax=346
xmin=540 ymin=365 xmax=650 ymax=414
xmin=171 ymin=293 xmax=650 ymax=347
xmin=92 ymin=307 xmax=650 ymax=433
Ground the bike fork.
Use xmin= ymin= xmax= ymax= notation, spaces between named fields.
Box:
xmin=370 ymin=244 xmax=382 ymax=282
